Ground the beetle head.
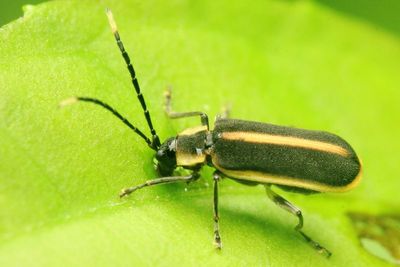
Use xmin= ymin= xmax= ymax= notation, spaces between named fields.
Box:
xmin=155 ymin=137 xmax=177 ymax=176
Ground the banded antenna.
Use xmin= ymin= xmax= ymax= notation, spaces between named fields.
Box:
xmin=60 ymin=9 xmax=161 ymax=150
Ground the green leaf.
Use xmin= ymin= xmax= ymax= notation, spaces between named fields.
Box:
xmin=1 ymin=1 xmax=399 ymax=266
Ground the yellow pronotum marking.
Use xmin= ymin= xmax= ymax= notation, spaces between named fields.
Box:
xmin=176 ymin=126 xmax=208 ymax=166
xmin=178 ymin=125 xmax=208 ymax=136
xmin=221 ymin=131 xmax=349 ymax=157
xmin=214 ymin=164 xmax=362 ymax=193
xmin=176 ymin=152 xmax=206 ymax=166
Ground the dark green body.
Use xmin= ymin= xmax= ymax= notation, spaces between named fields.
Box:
xmin=208 ymin=119 xmax=362 ymax=192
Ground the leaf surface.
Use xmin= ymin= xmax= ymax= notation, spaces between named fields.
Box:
xmin=1 ymin=1 xmax=399 ymax=266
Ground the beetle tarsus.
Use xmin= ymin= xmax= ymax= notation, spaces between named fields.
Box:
xmin=119 ymin=187 xmax=138 ymax=198
xmin=299 ymin=230 xmax=332 ymax=258
xmin=214 ymin=230 xmax=222 ymax=249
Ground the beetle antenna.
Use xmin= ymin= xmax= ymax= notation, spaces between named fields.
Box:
xmin=59 ymin=97 xmax=155 ymax=149
xmin=106 ymin=8 xmax=161 ymax=149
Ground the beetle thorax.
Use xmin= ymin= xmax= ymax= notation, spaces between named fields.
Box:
xmin=176 ymin=125 xmax=208 ymax=167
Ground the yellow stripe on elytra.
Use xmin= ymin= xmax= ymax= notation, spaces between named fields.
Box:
xmin=221 ymin=131 xmax=349 ymax=157
xmin=214 ymin=164 xmax=362 ymax=193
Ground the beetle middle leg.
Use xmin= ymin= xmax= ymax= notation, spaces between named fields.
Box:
xmin=265 ymin=185 xmax=332 ymax=257
xmin=216 ymin=103 xmax=232 ymax=120
xmin=120 ymin=172 xmax=200 ymax=197
xmin=164 ymin=87 xmax=209 ymax=129
xmin=213 ymin=171 xmax=222 ymax=249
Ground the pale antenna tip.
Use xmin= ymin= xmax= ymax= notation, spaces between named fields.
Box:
xmin=106 ymin=8 xmax=117 ymax=34
xmin=59 ymin=97 xmax=78 ymax=108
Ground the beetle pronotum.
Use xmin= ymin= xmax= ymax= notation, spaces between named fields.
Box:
xmin=60 ymin=9 xmax=362 ymax=257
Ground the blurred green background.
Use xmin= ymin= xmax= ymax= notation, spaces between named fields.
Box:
xmin=0 ymin=0 xmax=399 ymax=266
xmin=2 ymin=0 xmax=400 ymax=33
xmin=0 ymin=0 xmax=44 ymax=26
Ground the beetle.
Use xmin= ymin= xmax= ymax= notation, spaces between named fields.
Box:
xmin=60 ymin=9 xmax=362 ymax=257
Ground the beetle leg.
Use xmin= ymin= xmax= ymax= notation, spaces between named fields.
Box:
xmin=216 ymin=104 xmax=232 ymax=120
xmin=120 ymin=172 xmax=199 ymax=198
xmin=265 ymin=185 xmax=332 ymax=257
xmin=164 ymin=87 xmax=209 ymax=129
xmin=265 ymin=185 xmax=303 ymax=229
xmin=213 ymin=171 xmax=222 ymax=249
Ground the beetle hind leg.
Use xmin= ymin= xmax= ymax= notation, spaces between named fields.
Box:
xmin=265 ymin=185 xmax=332 ymax=257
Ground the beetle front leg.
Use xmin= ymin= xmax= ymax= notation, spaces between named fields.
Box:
xmin=120 ymin=172 xmax=199 ymax=198
xmin=213 ymin=171 xmax=222 ymax=249
xmin=265 ymin=185 xmax=332 ymax=257
xmin=163 ymin=87 xmax=209 ymax=129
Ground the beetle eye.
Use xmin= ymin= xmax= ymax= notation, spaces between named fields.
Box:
xmin=156 ymin=150 xmax=165 ymax=160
